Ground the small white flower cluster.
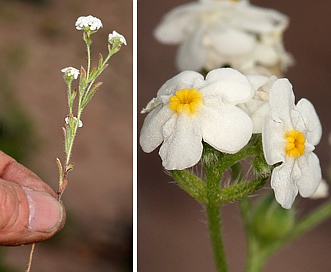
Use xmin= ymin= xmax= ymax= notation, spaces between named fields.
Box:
xmin=62 ymin=16 xmax=127 ymax=81
xmin=75 ymin=15 xmax=103 ymax=31
xmin=61 ymin=67 xmax=80 ymax=80
xmin=154 ymin=0 xmax=292 ymax=75
xmin=74 ymin=16 xmax=127 ymax=47
xmin=140 ymin=67 xmax=323 ymax=209
xmin=108 ymin=30 xmax=127 ymax=46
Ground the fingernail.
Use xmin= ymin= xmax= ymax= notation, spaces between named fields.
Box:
xmin=24 ymin=188 xmax=63 ymax=232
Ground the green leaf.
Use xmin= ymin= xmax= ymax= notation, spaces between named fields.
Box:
xmin=98 ymin=53 xmax=104 ymax=69
xmin=66 ymin=162 xmax=74 ymax=172
xmin=56 ymin=158 xmax=64 ymax=188
xmin=81 ymin=82 xmax=103 ymax=109
xmin=79 ymin=66 xmax=87 ymax=95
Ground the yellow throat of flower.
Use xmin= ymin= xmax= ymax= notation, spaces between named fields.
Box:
xmin=168 ymin=88 xmax=203 ymax=115
xmin=285 ymin=130 xmax=306 ymax=158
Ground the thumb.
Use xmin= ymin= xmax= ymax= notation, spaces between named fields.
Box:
xmin=0 ymin=179 xmax=65 ymax=246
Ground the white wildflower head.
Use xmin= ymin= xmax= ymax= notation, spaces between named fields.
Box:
xmin=154 ymin=0 xmax=292 ymax=75
xmin=262 ymin=79 xmax=322 ymax=209
xmin=61 ymin=67 xmax=80 ymax=80
xmin=140 ymin=68 xmax=253 ymax=170
xmin=108 ymin=31 xmax=127 ymax=46
xmin=75 ymin=15 xmax=103 ymax=32
xmin=65 ymin=116 xmax=83 ymax=128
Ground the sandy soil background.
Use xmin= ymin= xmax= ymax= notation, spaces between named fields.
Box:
xmin=0 ymin=0 xmax=132 ymax=271
xmin=138 ymin=1 xmax=331 ymax=271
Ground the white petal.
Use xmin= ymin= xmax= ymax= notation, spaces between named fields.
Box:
xmin=203 ymin=68 xmax=253 ymax=104
xmin=262 ymin=117 xmax=285 ymax=165
xmin=296 ymin=152 xmax=322 ymax=197
xmin=200 ymin=104 xmax=253 ymax=153
xmin=154 ymin=3 xmax=201 ymax=44
xmin=159 ymin=114 xmax=203 ymax=170
xmin=234 ymin=5 xmax=288 ymax=34
xmin=139 ymin=105 xmax=173 ymax=153
xmin=250 ymin=103 xmax=269 ymax=133
xmin=247 ymin=74 xmax=273 ymax=91
xmin=211 ymin=28 xmax=256 ymax=57
xmin=157 ymin=71 xmax=205 ymax=97
xmin=253 ymin=43 xmax=279 ymax=66
xmin=271 ymin=160 xmax=298 ymax=209
xmin=268 ymin=78 xmax=295 ymax=126
xmin=295 ymin=98 xmax=322 ymax=146
xmin=176 ymin=28 xmax=207 ymax=71
xmin=141 ymin=98 xmax=162 ymax=114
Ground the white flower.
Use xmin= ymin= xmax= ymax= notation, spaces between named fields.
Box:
xmin=108 ymin=31 xmax=127 ymax=46
xmin=75 ymin=15 xmax=103 ymax=31
xmin=239 ymin=74 xmax=277 ymax=133
xmin=262 ymin=78 xmax=322 ymax=209
xmin=65 ymin=116 xmax=83 ymax=128
xmin=154 ymin=0 xmax=292 ymax=75
xmin=61 ymin=67 xmax=80 ymax=80
xmin=140 ymin=68 xmax=253 ymax=170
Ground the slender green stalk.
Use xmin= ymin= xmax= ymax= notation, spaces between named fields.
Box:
xmin=240 ymin=197 xmax=266 ymax=272
xmin=204 ymin=150 xmax=228 ymax=272
xmin=206 ymin=202 xmax=227 ymax=272
xmin=65 ymin=108 xmax=83 ymax=166
xmin=58 ymin=28 xmax=125 ymax=199
xmin=245 ymin=244 xmax=266 ymax=272
xmin=86 ymin=33 xmax=91 ymax=77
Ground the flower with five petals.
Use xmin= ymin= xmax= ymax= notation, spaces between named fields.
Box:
xmin=262 ymin=79 xmax=322 ymax=209
xmin=140 ymin=68 xmax=253 ymax=170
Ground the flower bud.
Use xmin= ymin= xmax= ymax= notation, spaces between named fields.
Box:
xmin=251 ymin=193 xmax=295 ymax=243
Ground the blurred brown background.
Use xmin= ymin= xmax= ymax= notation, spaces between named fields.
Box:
xmin=138 ymin=1 xmax=331 ymax=271
xmin=0 ymin=0 xmax=132 ymax=271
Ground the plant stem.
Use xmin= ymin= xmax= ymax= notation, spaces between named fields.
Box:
xmin=205 ymin=158 xmax=228 ymax=272
xmin=245 ymin=244 xmax=266 ymax=272
xmin=86 ymin=35 xmax=91 ymax=77
xmin=239 ymin=197 xmax=265 ymax=272
xmin=206 ymin=202 xmax=227 ymax=272
xmin=25 ymin=243 xmax=35 ymax=272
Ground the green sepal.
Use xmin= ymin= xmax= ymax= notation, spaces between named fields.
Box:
xmin=171 ymin=169 xmax=207 ymax=203
xmin=216 ymin=177 xmax=268 ymax=205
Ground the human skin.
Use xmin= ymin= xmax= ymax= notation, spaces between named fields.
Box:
xmin=0 ymin=151 xmax=65 ymax=246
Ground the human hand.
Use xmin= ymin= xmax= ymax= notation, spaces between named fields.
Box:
xmin=0 ymin=151 xmax=65 ymax=246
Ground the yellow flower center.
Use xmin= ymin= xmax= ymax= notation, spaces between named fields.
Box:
xmin=168 ymin=88 xmax=203 ymax=115
xmin=284 ymin=130 xmax=306 ymax=158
